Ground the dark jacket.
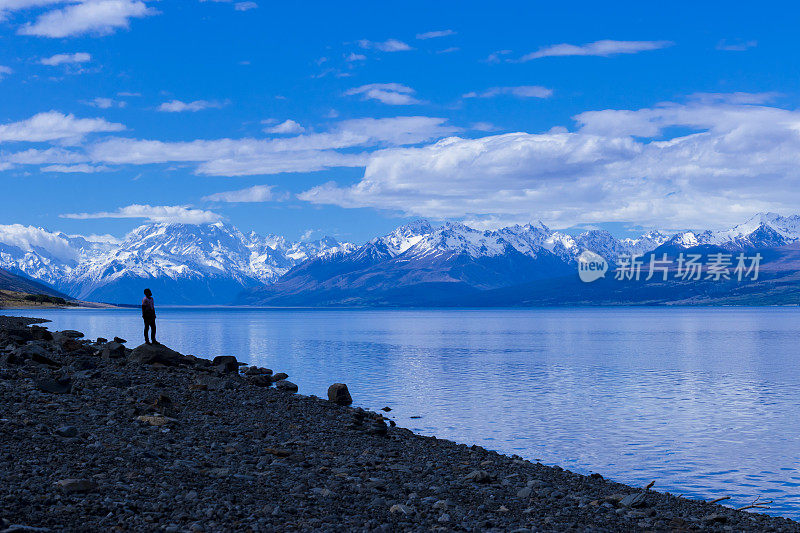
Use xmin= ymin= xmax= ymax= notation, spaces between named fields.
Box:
xmin=141 ymin=296 xmax=156 ymax=319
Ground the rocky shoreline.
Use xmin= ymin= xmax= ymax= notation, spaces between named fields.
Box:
xmin=1 ymin=315 xmax=798 ymax=532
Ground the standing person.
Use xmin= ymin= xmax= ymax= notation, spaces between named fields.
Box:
xmin=142 ymin=288 xmax=157 ymax=345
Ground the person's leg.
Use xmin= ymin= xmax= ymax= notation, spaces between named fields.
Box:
xmin=144 ymin=319 xmax=150 ymax=344
xmin=151 ymin=319 xmax=157 ymax=344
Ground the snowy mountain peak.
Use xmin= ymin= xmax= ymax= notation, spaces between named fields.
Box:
xmin=4 ymin=213 xmax=800 ymax=304
xmin=0 ymin=221 xmax=353 ymax=303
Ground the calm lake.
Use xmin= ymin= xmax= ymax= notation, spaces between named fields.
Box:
xmin=5 ymin=307 xmax=800 ymax=518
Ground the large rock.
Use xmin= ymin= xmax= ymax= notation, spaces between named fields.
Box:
xmin=248 ymin=375 xmax=273 ymax=387
xmin=327 ymin=383 xmax=353 ymax=405
xmin=128 ymin=343 xmax=185 ymax=366
xmin=60 ymin=338 xmax=83 ymax=353
xmin=99 ymin=341 xmax=126 ymax=360
xmin=12 ymin=344 xmax=57 ymax=366
xmin=30 ymin=326 xmax=53 ymax=341
xmin=212 ymin=355 xmax=238 ymax=373
xmin=275 ymin=380 xmax=298 ymax=393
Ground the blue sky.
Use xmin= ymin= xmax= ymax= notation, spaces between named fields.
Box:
xmin=1 ymin=0 xmax=799 ymax=243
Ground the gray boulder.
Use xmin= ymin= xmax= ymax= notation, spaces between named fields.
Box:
xmin=128 ymin=343 xmax=185 ymax=366
xmin=212 ymin=355 xmax=238 ymax=373
xmin=327 ymin=383 xmax=352 ymax=405
xmin=99 ymin=341 xmax=126 ymax=360
xmin=275 ymin=380 xmax=298 ymax=393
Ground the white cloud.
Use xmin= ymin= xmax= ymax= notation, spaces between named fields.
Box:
xmin=0 ymin=0 xmax=63 ymax=20
xmin=416 ymin=29 xmax=455 ymax=40
xmin=345 ymin=52 xmax=366 ymax=62
xmin=2 ymin=147 xmax=88 ymax=166
xmin=42 ymin=163 xmax=111 ymax=172
xmin=717 ymin=39 xmax=757 ymax=51
xmin=345 ymin=83 xmax=421 ymax=105
xmin=357 ymin=38 xmax=412 ymax=52
xmin=87 ymin=116 xmax=459 ymax=175
xmin=297 ymin=101 xmax=800 ymax=229
xmin=0 ymin=223 xmax=78 ymax=262
xmin=202 ymin=184 xmax=275 ymax=203
xmin=198 ymin=0 xmax=257 ymax=8
xmin=463 ymin=86 xmax=553 ymax=99
xmin=686 ymin=92 xmax=780 ymax=105
xmin=471 ymin=122 xmax=499 ymax=132
xmin=157 ymin=99 xmax=226 ymax=112
xmin=87 ymin=96 xmax=126 ymax=109
xmin=520 ymin=40 xmax=673 ymax=61
xmin=0 ymin=65 xmax=12 ymax=80
xmin=19 ymin=0 xmax=156 ymax=38
xmin=484 ymin=50 xmax=511 ymax=64
xmin=263 ymin=119 xmax=304 ymax=134
xmin=61 ymin=204 xmax=222 ymax=223
xmin=39 ymin=52 xmax=91 ymax=65
xmin=0 ymin=111 xmax=124 ymax=143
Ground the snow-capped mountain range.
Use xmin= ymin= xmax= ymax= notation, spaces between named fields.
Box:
xmin=1 ymin=212 xmax=799 ymax=305
xmin=236 ymin=212 xmax=800 ymax=307
xmin=0 ymin=222 xmax=354 ymax=304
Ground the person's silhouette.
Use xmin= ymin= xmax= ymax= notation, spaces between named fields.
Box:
xmin=142 ymin=288 xmax=157 ymax=345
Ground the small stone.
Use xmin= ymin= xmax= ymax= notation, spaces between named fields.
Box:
xmin=517 ymin=486 xmax=533 ymax=499
xmin=55 ymin=425 xmax=78 ymax=438
xmin=619 ymin=492 xmax=647 ymax=508
xmin=464 ymin=470 xmax=492 ymax=483
xmin=55 ymin=478 xmax=96 ymax=493
xmin=703 ymin=513 xmax=727 ymax=524
xmin=136 ymin=415 xmax=177 ymax=426
xmin=381 ymin=406 xmax=392 ymax=412
xmin=389 ymin=504 xmax=412 ymax=515
xmin=438 ymin=513 xmax=450 ymax=523
xmin=113 ymin=336 xmax=126 ymax=344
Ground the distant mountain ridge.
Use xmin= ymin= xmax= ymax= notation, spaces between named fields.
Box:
xmin=0 ymin=222 xmax=354 ymax=304
xmin=238 ymin=212 xmax=800 ymax=307
xmin=2 ymin=212 xmax=800 ymax=306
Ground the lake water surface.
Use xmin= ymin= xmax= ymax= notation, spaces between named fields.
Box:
xmin=5 ymin=307 xmax=800 ymax=518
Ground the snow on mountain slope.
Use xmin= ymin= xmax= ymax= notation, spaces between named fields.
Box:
xmin=0 ymin=222 xmax=352 ymax=303
xmin=0 ymin=224 xmax=80 ymax=286
xmin=401 ymin=222 xmax=557 ymax=260
xmin=348 ymin=219 xmax=434 ymax=263
xmin=664 ymin=213 xmax=800 ymax=250
xmin=2 ymin=213 xmax=798 ymax=305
